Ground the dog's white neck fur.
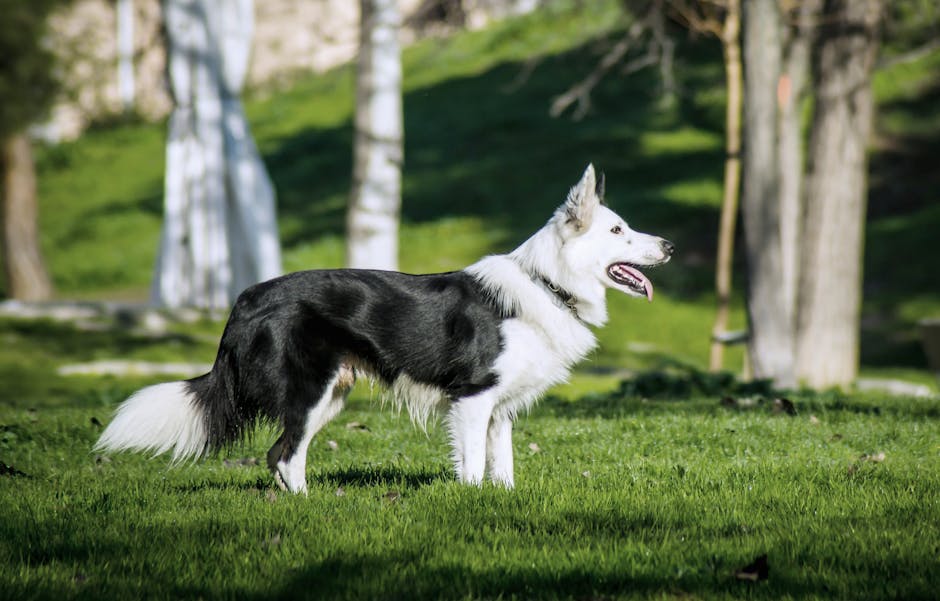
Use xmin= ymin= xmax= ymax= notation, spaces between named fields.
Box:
xmin=507 ymin=223 xmax=609 ymax=326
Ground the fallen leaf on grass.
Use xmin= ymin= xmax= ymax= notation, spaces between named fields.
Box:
xmin=860 ymin=452 xmax=886 ymax=463
xmin=0 ymin=462 xmax=28 ymax=478
xmin=335 ymin=487 xmax=346 ymax=497
xmin=734 ymin=554 xmax=769 ymax=581
xmin=772 ymin=398 xmax=797 ymax=416
xmin=326 ymin=440 xmax=339 ymax=451
xmin=848 ymin=452 xmax=886 ymax=475
xmin=809 ymin=415 xmax=820 ymax=425
xmin=528 ymin=442 xmax=541 ymax=453
xmin=346 ymin=421 xmax=370 ymax=432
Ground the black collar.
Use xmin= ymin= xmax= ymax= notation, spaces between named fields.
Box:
xmin=538 ymin=276 xmax=579 ymax=312
xmin=508 ymin=258 xmax=584 ymax=321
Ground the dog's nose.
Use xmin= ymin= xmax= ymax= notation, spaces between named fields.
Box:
xmin=660 ymin=239 xmax=675 ymax=256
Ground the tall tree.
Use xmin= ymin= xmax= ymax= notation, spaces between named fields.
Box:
xmin=347 ymin=0 xmax=404 ymax=270
xmin=0 ymin=0 xmax=62 ymax=301
xmin=740 ymin=0 xmax=795 ymax=386
xmin=152 ymin=0 xmax=281 ymax=310
xmin=796 ymin=0 xmax=884 ymax=388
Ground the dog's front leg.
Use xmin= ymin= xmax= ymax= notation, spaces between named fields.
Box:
xmin=447 ymin=391 xmax=497 ymax=485
xmin=486 ymin=415 xmax=514 ymax=488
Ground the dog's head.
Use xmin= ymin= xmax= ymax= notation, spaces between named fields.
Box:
xmin=553 ymin=164 xmax=674 ymax=302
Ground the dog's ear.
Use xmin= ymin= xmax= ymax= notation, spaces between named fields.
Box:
xmin=562 ymin=164 xmax=599 ymax=233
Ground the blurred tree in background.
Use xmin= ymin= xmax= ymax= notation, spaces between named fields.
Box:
xmin=348 ymin=0 xmax=404 ymax=270
xmin=0 ymin=0 xmax=64 ymax=301
xmin=556 ymin=0 xmax=909 ymax=388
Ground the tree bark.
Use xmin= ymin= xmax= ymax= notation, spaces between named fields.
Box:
xmin=709 ymin=0 xmax=742 ymax=372
xmin=1 ymin=132 xmax=53 ymax=301
xmin=347 ymin=0 xmax=403 ymax=271
xmin=796 ymin=0 xmax=882 ymax=388
xmin=740 ymin=0 xmax=794 ymax=386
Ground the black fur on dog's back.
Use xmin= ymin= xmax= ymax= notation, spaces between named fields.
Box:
xmin=186 ymin=268 xmax=514 ymax=451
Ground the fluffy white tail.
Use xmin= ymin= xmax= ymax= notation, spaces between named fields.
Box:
xmin=95 ymin=381 xmax=208 ymax=462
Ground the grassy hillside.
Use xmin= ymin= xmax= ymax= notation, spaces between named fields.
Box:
xmin=25 ymin=2 xmax=940 ymax=382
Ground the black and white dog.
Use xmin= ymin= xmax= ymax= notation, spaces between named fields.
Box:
xmin=96 ymin=165 xmax=674 ymax=493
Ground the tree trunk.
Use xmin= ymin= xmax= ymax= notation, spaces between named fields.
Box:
xmin=709 ymin=0 xmax=742 ymax=372
xmin=796 ymin=0 xmax=882 ymax=388
xmin=1 ymin=132 xmax=53 ymax=301
xmin=152 ymin=0 xmax=281 ymax=310
xmin=777 ymin=0 xmax=820 ymax=331
xmin=347 ymin=0 xmax=403 ymax=271
xmin=740 ymin=0 xmax=794 ymax=386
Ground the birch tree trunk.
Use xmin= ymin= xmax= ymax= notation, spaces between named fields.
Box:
xmin=1 ymin=132 xmax=53 ymax=301
xmin=152 ymin=0 xmax=281 ymax=310
xmin=740 ymin=0 xmax=794 ymax=387
xmin=796 ymin=0 xmax=883 ymax=388
xmin=709 ymin=0 xmax=743 ymax=372
xmin=347 ymin=0 xmax=403 ymax=271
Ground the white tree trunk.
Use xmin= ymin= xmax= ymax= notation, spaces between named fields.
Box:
xmin=347 ymin=0 xmax=403 ymax=271
xmin=740 ymin=0 xmax=795 ymax=387
xmin=152 ymin=0 xmax=281 ymax=310
xmin=796 ymin=0 xmax=882 ymax=388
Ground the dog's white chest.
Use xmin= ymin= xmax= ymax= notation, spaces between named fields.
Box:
xmin=490 ymin=317 xmax=596 ymax=418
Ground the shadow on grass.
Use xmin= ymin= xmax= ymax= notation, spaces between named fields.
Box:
xmin=543 ymin=361 xmax=940 ymax=420
xmin=319 ymin=465 xmax=450 ymax=488
xmin=256 ymin=554 xmax=673 ymax=600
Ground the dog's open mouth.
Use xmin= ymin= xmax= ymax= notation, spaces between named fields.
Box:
xmin=607 ymin=263 xmax=654 ymax=301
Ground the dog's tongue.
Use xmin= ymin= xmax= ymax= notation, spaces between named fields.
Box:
xmin=621 ymin=265 xmax=653 ymax=302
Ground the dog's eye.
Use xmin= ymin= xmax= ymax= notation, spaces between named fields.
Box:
xmin=611 ymin=226 xmax=623 ymax=235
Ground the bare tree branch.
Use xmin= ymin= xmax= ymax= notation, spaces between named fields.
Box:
xmin=549 ymin=24 xmax=642 ymax=119
xmin=550 ymin=2 xmax=673 ymax=120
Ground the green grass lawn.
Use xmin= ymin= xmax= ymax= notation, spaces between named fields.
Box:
xmin=2 ymin=3 xmax=939 ymax=599
xmin=2 ymin=385 xmax=938 ymax=600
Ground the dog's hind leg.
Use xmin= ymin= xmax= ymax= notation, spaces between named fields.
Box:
xmin=485 ymin=415 xmax=514 ymax=488
xmin=267 ymin=367 xmax=352 ymax=494
xmin=447 ymin=391 xmax=498 ymax=485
